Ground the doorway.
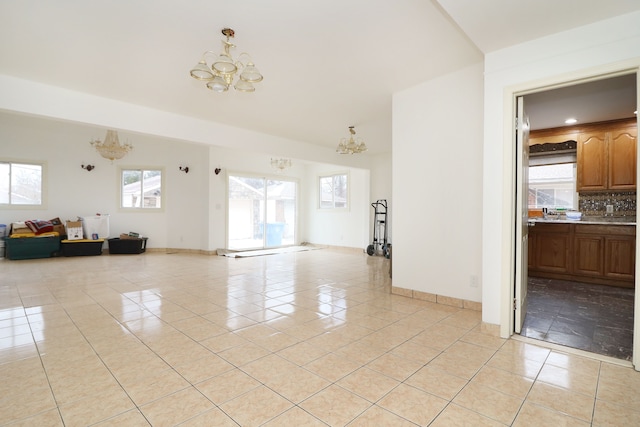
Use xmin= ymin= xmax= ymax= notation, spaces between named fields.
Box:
xmin=227 ymin=174 xmax=297 ymax=250
xmin=515 ymin=73 xmax=638 ymax=360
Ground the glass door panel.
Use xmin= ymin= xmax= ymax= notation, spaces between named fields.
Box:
xmin=266 ymin=179 xmax=296 ymax=247
xmin=228 ymin=176 xmax=265 ymax=250
xmin=228 ymin=175 xmax=296 ymax=250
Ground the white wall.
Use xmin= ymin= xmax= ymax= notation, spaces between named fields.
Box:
xmin=0 ymin=113 xmax=209 ymax=248
xmin=483 ymin=11 xmax=640 ymax=330
xmin=0 ymin=112 xmax=378 ymax=252
xmin=304 ymin=163 xmax=371 ymax=249
xmin=392 ymin=62 xmax=484 ymax=302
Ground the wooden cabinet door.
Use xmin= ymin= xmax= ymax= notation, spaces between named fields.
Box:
xmin=604 ymin=235 xmax=636 ymax=281
xmin=577 ymin=131 xmax=607 ymax=191
xmin=608 ymin=125 xmax=637 ymax=190
xmin=535 ymin=231 xmax=571 ymax=273
xmin=573 ymin=234 xmax=604 ymax=277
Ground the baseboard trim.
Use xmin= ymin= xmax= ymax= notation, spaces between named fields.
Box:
xmin=391 ymin=286 xmax=482 ymax=312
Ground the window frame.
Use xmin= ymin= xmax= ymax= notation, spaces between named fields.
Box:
xmin=0 ymin=159 xmax=48 ymax=210
xmin=318 ymin=172 xmax=349 ymax=210
xmin=118 ymin=166 xmax=165 ymax=212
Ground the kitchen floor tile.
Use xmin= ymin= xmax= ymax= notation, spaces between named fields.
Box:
xmin=523 ymin=277 xmax=634 ymax=360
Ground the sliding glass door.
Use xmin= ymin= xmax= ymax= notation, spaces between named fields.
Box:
xmin=228 ymin=175 xmax=297 ymax=250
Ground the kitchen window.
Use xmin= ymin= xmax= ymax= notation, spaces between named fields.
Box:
xmin=319 ymin=173 xmax=348 ymax=209
xmin=120 ymin=168 xmax=163 ymax=210
xmin=528 ymin=162 xmax=577 ymax=209
xmin=0 ymin=161 xmax=45 ymax=207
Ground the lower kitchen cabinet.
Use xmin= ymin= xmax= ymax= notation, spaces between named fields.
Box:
xmin=605 ymin=235 xmax=635 ymax=281
xmin=531 ymin=223 xmax=571 ymax=274
xmin=573 ymin=234 xmax=604 ymax=277
xmin=528 ymin=222 xmax=635 ymax=288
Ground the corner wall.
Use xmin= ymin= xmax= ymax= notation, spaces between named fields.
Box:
xmin=392 ymin=62 xmax=484 ymax=303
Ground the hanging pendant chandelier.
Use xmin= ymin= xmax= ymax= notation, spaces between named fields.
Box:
xmin=189 ymin=28 xmax=263 ymax=93
xmin=336 ymin=126 xmax=367 ymax=154
xmin=90 ymin=130 xmax=133 ymax=162
xmin=271 ymin=158 xmax=292 ymax=173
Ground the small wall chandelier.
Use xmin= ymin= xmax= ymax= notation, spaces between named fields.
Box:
xmin=90 ymin=130 xmax=133 ymax=162
xmin=271 ymin=158 xmax=292 ymax=173
xmin=336 ymin=126 xmax=367 ymax=154
xmin=189 ymin=28 xmax=263 ymax=93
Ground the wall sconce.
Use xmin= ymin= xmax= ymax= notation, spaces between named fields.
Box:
xmin=179 ymin=166 xmax=189 ymax=173
xmin=214 ymin=168 xmax=222 ymax=175
xmin=81 ymin=164 xmax=95 ymax=171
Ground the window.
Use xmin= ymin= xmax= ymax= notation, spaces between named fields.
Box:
xmin=0 ymin=161 xmax=44 ymax=206
xmin=319 ymin=173 xmax=348 ymax=209
xmin=120 ymin=168 xmax=163 ymax=209
xmin=528 ymin=163 xmax=577 ymax=209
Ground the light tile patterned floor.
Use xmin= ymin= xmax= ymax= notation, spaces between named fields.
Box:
xmin=1 ymin=248 xmax=640 ymax=426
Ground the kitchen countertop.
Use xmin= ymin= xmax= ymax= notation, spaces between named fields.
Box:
xmin=529 ymin=216 xmax=636 ymax=226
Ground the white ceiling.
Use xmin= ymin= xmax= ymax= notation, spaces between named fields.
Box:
xmin=0 ymin=1 xmax=638 ymax=154
xmin=526 ymin=74 xmax=637 ymax=131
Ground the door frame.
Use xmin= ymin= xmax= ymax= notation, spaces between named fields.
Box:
xmin=503 ymin=65 xmax=640 ymax=368
xmin=514 ymin=96 xmax=530 ymax=333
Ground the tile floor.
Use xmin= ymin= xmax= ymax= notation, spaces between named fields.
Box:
xmin=1 ymin=248 xmax=640 ymax=426
xmin=522 ymin=277 xmax=635 ymax=360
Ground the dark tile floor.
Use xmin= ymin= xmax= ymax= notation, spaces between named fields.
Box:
xmin=522 ymin=277 xmax=635 ymax=360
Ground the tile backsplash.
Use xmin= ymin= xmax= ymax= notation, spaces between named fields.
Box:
xmin=578 ymin=191 xmax=636 ymax=217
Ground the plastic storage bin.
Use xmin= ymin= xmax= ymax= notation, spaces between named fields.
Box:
xmin=108 ymin=237 xmax=147 ymax=254
xmin=61 ymin=239 xmax=104 ymax=256
xmin=6 ymin=235 xmax=61 ymax=260
xmin=81 ymin=215 xmax=110 ymax=239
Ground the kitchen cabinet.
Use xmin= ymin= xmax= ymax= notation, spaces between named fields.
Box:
xmin=528 ymin=221 xmax=635 ymax=288
xmin=530 ymin=223 xmax=571 ymax=274
xmin=608 ymin=123 xmax=637 ymax=190
xmin=573 ymin=233 xmax=604 ymax=277
xmin=576 ymin=131 xmax=607 ymax=191
xmin=605 ymin=234 xmax=635 ymax=281
xmin=577 ymin=119 xmax=637 ymax=192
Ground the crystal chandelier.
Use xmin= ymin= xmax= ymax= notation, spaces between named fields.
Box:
xmin=90 ymin=130 xmax=133 ymax=162
xmin=189 ymin=28 xmax=263 ymax=93
xmin=271 ymin=158 xmax=292 ymax=173
xmin=336 ymin=126 xmax=367 ymax=154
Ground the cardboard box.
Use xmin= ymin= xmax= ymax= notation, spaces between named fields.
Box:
xmin=50 ymin=217 xmax=66 ymax=236
xmin=119 ymin=233 xmax=140 ymax=240
xmin=66 ymin=220 xmax=83 ymax=240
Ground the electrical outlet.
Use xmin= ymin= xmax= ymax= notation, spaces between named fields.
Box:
xmin=470 ymin=275 xmax=479 ymax=288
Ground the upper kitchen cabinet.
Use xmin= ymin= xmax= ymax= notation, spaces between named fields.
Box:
xmin=577 ymin=119 xmax=637 ymax=192
xmin=577 ymin=130 xmax=607 ymax=191
xmin=608 ymin=122 xmax=637 ymax=190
